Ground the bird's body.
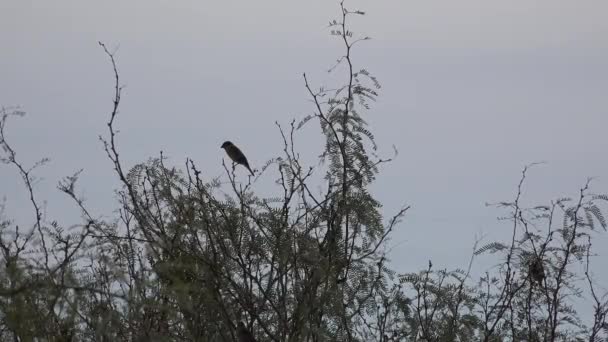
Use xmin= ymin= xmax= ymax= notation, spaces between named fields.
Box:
xmin=237 ymin=321 xmax=257 ymax=342
xmin=221 ymin=141 xmax=254 ymax=176
xmin=530 ymin=258 xmax=545 ymax=287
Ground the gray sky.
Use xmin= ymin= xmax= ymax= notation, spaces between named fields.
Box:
xmin=2 ymin=0 xmax=608 ymax=311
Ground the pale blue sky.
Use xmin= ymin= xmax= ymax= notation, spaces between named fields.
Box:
xmin=1 ymin=0 xmax=608 ymax=311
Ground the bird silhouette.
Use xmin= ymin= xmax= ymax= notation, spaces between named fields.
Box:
xmin=237 ymin=321 xmax=258 ymax=342
xmin=529 ymin=258 xmax=545 ymax=287
xmin=221 ymin=141 xmax=254 ymax=176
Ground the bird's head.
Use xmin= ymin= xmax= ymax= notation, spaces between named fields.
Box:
xmin=221 ymin=141 xmax=233 ymax=149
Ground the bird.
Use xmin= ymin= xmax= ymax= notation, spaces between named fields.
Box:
xmin=237 ymin=321 xmax=258 ymax=342
xmin=529 ymin=258 xmax=545 ymax=287
xmin=221 ymin=141 xmax=254 ymax=176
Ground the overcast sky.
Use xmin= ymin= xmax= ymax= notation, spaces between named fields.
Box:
xmin=1 ymin=0 xmax=608 ymax=308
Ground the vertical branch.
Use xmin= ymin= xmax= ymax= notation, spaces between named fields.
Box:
xmin=548 ymin=180 xmax=589 ymax=340
xmin=338 ymin=1 xmax=354 ymax=264
xmin=0 ymin=108 xmax=50 ymax=271
xmin=483 ymin=165 xmax=533 ymax=341
xmin=98 ymin=42 xmax=160 ymax=256
xmin=584 ymin=235 xmax=608 ymax=341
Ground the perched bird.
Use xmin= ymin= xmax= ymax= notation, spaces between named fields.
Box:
xmin=529 ymin=258 xmax=545 ymax=287
xmin=237 ymin=321 xmax=258 ymax=342
xmin=221 ymin=141 xmax=254 ymax=176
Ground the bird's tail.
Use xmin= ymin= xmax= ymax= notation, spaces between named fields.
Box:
xmin=246 ymin=165 xmax=255 ymax=176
